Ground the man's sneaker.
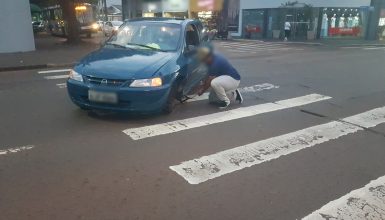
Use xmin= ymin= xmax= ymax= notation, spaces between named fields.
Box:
xmin=235 ymin=89 xmax=243 ymax=104
xmin=218 ymin=101 xmax=230 ymax=109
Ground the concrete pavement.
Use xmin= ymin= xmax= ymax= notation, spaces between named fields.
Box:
xmin=1 ymin=42 xmax=385 ymax=220
xmin=0 ymin=32 xmax=105 ymax=72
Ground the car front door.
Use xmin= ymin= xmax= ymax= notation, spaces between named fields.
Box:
xmin=181 ymin=22 xmax=207 ymax=97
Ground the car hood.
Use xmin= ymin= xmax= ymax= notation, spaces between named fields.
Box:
xmin=75 ymin=47 xmax=176 ymax=79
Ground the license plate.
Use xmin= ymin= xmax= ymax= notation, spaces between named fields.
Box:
xmin=88 ymin=90 xmax=118 ymax=104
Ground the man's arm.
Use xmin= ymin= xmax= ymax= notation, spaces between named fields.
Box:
xmin=197 ymin=76 xmax=215 ymax=96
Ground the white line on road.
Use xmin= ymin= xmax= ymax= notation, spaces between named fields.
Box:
xmin=56 ymin=83 xmax=67 ymax=89
xmin=222 ymin=44 xmax=291 ymax=49
xmin=38 ymin=69 xmax=71 ymax=74
xmin=187 ymin=83 xmax=279 ymax=102
xmin=363 ymin=47 xmax=385 ymax=50
xmin=0 ymin=145 xmax=35 ymax=156
xmin=303 ymin=175 xmax=385 ymax=220
xmin=44 ymin=75 xmax=69 ymax=80
xmin=170 ymin=106 xmax=385 ymax=184
xmin=234 ymin=48 xmax=304 ymax=52
xmin=218 ymin=42 xmax=279 ymax=47
xmin=123 ymin=94 xmax=331 ymax=140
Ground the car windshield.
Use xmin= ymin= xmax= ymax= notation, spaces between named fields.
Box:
xmin=106 ymin=22 xmax=181 ymax=52
xmin=111 ymin=21 xmax=123 ymax=26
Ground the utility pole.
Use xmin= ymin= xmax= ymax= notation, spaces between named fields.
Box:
xmin=103 ymin=0 xmax=108 ymax=21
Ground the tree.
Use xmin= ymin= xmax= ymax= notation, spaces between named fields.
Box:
xmin=58 ymin=0 xmax=81 ymax=43
xmin=31 ymin=0 xmax=98 ymax=44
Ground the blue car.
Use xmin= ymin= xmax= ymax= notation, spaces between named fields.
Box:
xmin=67 ymin=18 xmax=207 ymax=113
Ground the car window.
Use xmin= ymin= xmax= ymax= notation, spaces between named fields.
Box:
xmin=186 ymin=24 xmax=200 ymax=47
xmin=107 ymin=22 xmax=182 ymax=52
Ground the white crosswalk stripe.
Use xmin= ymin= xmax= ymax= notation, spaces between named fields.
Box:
xmin=217 ymin=41 xmax=304 ymax=54
xmin=38 ymin=69 xmax=71 ymax=74
xmin=0 ymin=145 xmax=35 ymax=156
xmin=170 ymin=106 xmax=385 ymax=184
xmin=37 ymin=69 xmax=69 ymax=88
xmin=56 ymin=83 xmax=67 ymax=89
xmin=342 ymin=46 xmax=385 ymax=50
xmin=123 ymin=94 xmax=331 ymax=140
xmin=303 ymin=175 xmax=385 ymax=220
xmin=44 ymin=75 xmax=69 ymax=80
xmin=187 ymin=83 xmax=279 ymax=102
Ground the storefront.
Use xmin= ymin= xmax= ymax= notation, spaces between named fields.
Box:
xmin=189 ymin=0 xmax=224 ymax=30
xmin=139 ymin=0 xmax=188 ymax=18
xmin=319 ymin=7 xmax=368 ymax=39
xmin=162 ymin=0 xmax=188 ymax=18
xmin=378 ymin=2 xmax=385 ymax=39
xmin=236 ymin=0 xmax=373 ymax=40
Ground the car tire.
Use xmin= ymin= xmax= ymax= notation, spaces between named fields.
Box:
xmin=163 ymin=84 xmax=179 ymax=114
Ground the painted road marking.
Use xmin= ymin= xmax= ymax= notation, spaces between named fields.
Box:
xmin=44 ymin=75 xmax=69 ymax=80
xmin=303 ymin=175 xmax=385 ymax=220
xmin=187 ymin=83 xmax=279 ymax=102
xmin=0 ymin=145 xmax=35 ymax=156
xmin=123 ymin=94 xmax=331 ymax=140
xmin=363 ymin=47 xmax=385 ymax=50
xmin=38 ymin=69 xmax=71 ymax=74
xmin=170 ymin=106 xmax=385 ymax=184
xmin=234 ymin=48 xmax=304 ymax=53
xmin=56 ymin=83 xmax=67 ymax=89
xmin=222 ymin=44 xmax=291 ymax=49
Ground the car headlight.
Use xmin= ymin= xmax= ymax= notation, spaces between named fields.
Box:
xmin=130 ymin=77 xmax=162 ymax=87
xmin=69 ymin=69 xmax=83 ymax=82
xmin=92 ymin=23 xmax=99 ymax=30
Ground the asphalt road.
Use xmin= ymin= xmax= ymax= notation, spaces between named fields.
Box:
xmin=1 ymin=41 xmax=385 ymax=220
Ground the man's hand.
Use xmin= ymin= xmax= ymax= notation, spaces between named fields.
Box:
xmin=197 ymin=76 xmax=215 ymax=96
xmin=197 ymin=87 xmax=205 ymax=96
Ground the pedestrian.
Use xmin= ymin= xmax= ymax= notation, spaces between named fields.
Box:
xmin=196 ymin=47 xmax=243 ymax=109
xmin=284 ymin=21 xmax=291 ymax=41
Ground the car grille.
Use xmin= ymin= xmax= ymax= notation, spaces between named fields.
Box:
xmin=83 ymin=75 xmax=130 ymax=87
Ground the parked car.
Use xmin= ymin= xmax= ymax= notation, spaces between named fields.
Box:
xmin=67 ymin=18 xmax=207 ymax=114
xmin=32 ymin=21 xmax=45 ymax=33
xmin=103 ymin=21 xmax=123 ymax=36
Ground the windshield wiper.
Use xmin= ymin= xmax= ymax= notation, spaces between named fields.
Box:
xmin=126 ymin=43 xmax=166 ymax=52
xmin=105 ymin=42 xmax=127 ymax=49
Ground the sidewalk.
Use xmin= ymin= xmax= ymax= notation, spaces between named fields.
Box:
xmin=0 ymin=32 xmax=104 ymax=72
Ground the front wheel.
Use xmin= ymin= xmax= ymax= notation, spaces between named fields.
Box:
xmin=163 ymin=84 xmax=180 ymax=114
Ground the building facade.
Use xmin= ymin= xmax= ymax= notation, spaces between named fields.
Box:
xmin=234 ymin=0 xmax=385 ymax=40
xmin=0 ymin=0 xmax=35 ymax=53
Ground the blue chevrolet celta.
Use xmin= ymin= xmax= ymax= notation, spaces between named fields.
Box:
xmin=67 ymin=18 xmax=207 ymax=113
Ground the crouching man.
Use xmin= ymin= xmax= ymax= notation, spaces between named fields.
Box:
xmin=197 ymin=47 xmax=243 ymax=109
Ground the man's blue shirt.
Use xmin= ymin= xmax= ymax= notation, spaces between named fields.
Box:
xmin=208 ymin=54 xmax=241 ymax=80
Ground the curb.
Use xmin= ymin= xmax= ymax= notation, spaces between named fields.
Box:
xmin=0 ymin=62 xmax=76 ymax=72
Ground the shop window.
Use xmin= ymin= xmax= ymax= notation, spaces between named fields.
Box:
xmin=320 ymin=8 xmax=365 ymax=38
xmin=242 ymin=9 xmax=265 ymax=39
xmin=378 ymin=8 xmax=385 ymax=40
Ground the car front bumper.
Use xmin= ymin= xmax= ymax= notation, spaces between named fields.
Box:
xmin=67 ymin=79 xmax=171 ymax=113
